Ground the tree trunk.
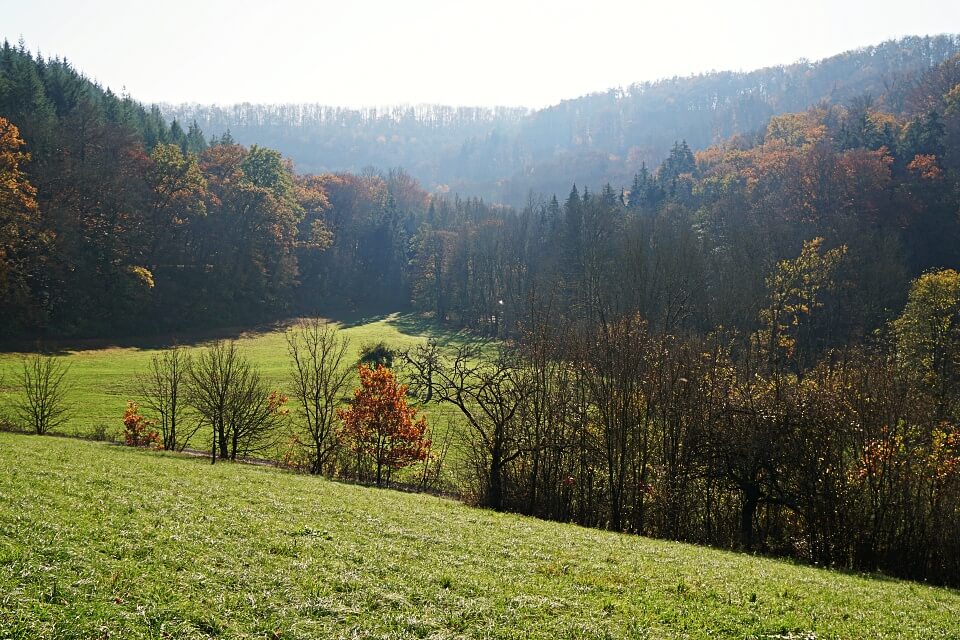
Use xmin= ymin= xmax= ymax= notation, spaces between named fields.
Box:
xmin=487 ymin=445 xmax=504 ymax=510
xmin=486 ymin=424 xmax=507 ymax=509
xmin=527 ymin=451 xmax=540 ymax=515
xmin=741 ymin=485 xmax=760 ymax=551
xmin=210 ymin=423 xmax=217 ymax=465
xmin=311 ymin=436 xmax=323 ymax=475
xmin=218 ymin=420 xmax=229 ymax=461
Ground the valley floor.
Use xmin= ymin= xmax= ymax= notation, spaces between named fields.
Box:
xmin=0 ymin=312 xmax=447 ymax=440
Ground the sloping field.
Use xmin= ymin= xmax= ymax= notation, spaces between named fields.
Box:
xmin=1 ymin=434 xmax=958 ymax=639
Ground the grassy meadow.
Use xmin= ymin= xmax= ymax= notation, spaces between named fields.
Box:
xmin=0 ymin=313 xmax=464 ymax=443
xmin=1 ymin=433 xmax=959 ymax=639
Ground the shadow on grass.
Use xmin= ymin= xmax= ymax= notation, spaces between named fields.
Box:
xmin=0 ymin=320 xmax=297 ymax=355
xmin=0 ymin=308 xmax=412 ymax=355
xmin=387 ymin=313 xmax=482 ymax=348
xmin=0 ymin=303 xmax=492 ymax=355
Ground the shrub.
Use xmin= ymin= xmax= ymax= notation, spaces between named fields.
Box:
xmin=122 ymin=401 xmax=161 ymax=448
xmin=358 ymin=341 xmax=396 ymax=368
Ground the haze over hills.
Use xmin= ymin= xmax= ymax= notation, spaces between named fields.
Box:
xmin=7 ymin=8 xmax=960 ymax=638
xmin=163 ymin=34 xmax=960 ymax=204
xmin=5 ymin=19 xmax=960 ymax=601
xmin=8 ymin=0 xmax=960 ymax=636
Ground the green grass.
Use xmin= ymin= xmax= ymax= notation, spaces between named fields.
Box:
xmin=1 ymin=434 xmax=958 ymax=639
xmin=0 ymin=313 xmax=463 ymax=440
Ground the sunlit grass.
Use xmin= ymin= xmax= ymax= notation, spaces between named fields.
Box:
xmin=1 ymin=433 xmax=959 ymax=639
xmin=0 ymin=313 xmax=460 ymax=440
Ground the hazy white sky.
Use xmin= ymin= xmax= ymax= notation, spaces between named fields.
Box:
xmin=4 ymin=0 xmax=960 ymax=108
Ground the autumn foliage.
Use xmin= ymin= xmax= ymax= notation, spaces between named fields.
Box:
xmin=122 ymin=401 xmax=161 ymax=448
xmin=0 ymin=116 xmax=36 ymax=214
xmin=338 ymin=365 xmax=431 ymax=486
xmin=0 ymin=116 xmax=40 ymax=326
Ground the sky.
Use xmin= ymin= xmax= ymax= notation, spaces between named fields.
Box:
xmin=4 ymin=0 xmax=960 ymax=108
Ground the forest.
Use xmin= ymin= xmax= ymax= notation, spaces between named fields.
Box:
xmin=3 ymin=34 xmax=960 ymax=587
xmin=164 ymin=35 xmax=960 ymax=205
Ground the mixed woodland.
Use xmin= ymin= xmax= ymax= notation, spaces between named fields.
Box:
xmin=3 ymin=35 xmax=960 ymax=585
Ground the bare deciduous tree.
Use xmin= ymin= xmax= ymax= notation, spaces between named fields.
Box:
xmin=187 ymin=340 xmax=286 ymax=463
xmin=402 ymin=339 xmax=441 ymax=403
xmin=285 ymin=319 xmax=351 ymax=474
xmin=138 ymin=346 xmax=196 ymax=451
xmin=408 ymin=343 xmax=529 ymax=509
xmin=15 ymin=354 xmax=71 ymax=435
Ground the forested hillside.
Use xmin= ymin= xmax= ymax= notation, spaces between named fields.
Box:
xmin=164 ymin=35 xmax=960 ymax=204
xmin=0 ymin=40 xmax=419 ymax=336
xmin=5 ymin=35 xmax=960 ymax=586
xmin=416 ymin=56 xmax=960 ymax=342
xmin=5 ymin=36 xmax=960 ymax=339
xmin=391 ymin=50 xmax=960 ymax=585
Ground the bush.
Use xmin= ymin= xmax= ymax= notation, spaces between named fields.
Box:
xmin=0 ymin=411 xmax=17 ymax=433
xmin=358 ymin=341 xmax=396 ymax=368
xmin=337 ymin=364 xmax=431 ymax=486
xmin=122 ymin=401 xmax=161 ymax=448
xmin=280 ymin=432 xmax=313 ymax=472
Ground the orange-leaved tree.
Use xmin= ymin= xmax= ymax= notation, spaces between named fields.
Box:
xmin=337 ymin=364 xmax=430 ymax=486
xmin=0 ymin=117 xmax=39 ymax=325
xmin=122 ymin=401 xmax=161 ymax=448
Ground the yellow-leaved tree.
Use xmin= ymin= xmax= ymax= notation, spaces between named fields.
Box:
xmin=757 ymin=237 xmax=847 ymax=381
xmin=894 ymin=269 xmax=960 ymax=418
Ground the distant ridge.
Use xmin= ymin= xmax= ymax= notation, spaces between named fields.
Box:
xmin=163 ymin=34 xmax=960 ymax=205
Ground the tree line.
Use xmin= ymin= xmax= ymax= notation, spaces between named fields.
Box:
xmin=4 ymin=40 xmax=960 ymax=342
xmin=4 ymin=319 xmax=435 ymax=490
xmin=0 ymin=40 xmax=451 ymax=337
xmin=405 ymin=256 xmax=960 ymax=586
xmin=407 ymin=53 xmax=960 ymax=345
